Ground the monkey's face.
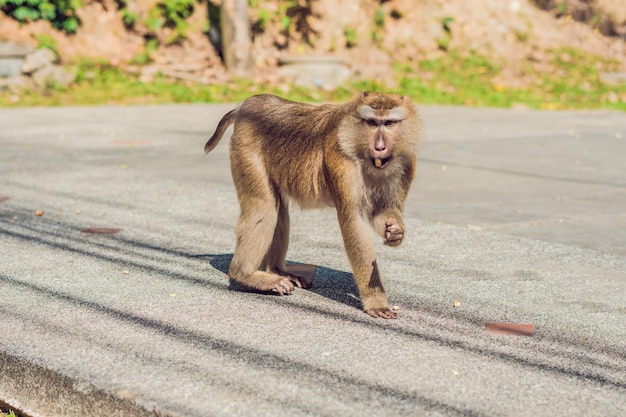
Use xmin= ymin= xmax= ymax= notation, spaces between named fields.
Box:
xmin=364 ymin=117 xmax=400 ymax=170
xmin=358 ymin=102 xmax=407 ymax=171
xmin=339 ymin=92 xmax=419 ymax=174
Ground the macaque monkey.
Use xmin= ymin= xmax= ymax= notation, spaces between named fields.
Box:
xmin=205 ymin=92 xmax=421 ymax=318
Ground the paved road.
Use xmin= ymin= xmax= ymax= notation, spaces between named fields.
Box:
xmin=0 ymin=103 xmax=625 ymax=417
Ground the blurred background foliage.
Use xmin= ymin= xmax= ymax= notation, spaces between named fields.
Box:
xmin=0 ymin=0 xmax=625 ymax=110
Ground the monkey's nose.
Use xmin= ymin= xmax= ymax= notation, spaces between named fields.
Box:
xmin=373 ymin=146 xmax=391 ymax=159
xmin=375 ymin=134 xmax=386 ymax=152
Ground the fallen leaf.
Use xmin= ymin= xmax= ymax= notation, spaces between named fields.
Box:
xmin=284 ymin=263 xmax=317 ymax=288
xmin=34 ymin=210 xmax=44 ymax=217
xmin=486 ymin=322 xmax=534 ymax=336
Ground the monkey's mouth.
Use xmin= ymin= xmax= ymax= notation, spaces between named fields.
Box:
xmin=372 ymin=157 xmax=391 ymax=169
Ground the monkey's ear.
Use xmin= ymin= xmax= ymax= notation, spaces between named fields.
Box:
xmin=401 ymin=95 xmax=414 ymax=107
xmin=362 ymin=91 xmax=371 ymax=98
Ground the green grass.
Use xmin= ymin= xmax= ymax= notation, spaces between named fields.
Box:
xmin=393 ymin=48 xmax=626 ymax=111
xmin=0 ymin=408 xmax=18 ymax=417
xmin=1 ymin=59 xmax=351 ymax=106
xmin=2 ymin=48 xmax=625 ymax=110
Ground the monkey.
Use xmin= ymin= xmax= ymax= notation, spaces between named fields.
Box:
xmin=204 ymin=92 xmax=421 ymax=319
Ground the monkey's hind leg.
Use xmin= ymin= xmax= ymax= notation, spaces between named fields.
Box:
xmin=227 ymin=157 xmax=301 ymax=295
xmin=262 ymin=197 xmax=313 ymax=289
xmin=228 ymin=201 xmax=297 ymax=295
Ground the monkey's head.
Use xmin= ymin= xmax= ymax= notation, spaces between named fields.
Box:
xmin=346 ymin=92 xmax=420 ymax=173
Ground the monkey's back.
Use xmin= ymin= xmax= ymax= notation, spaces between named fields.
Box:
xmin=229 ymin=95 xmax=348 ymax=208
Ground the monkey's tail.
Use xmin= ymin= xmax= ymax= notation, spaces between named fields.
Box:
xmin=204 ymin=108 xmax=237 ymax=154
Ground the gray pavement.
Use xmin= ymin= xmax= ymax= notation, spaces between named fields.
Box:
xmin=0 ymin=103 xmax=625 ymax=417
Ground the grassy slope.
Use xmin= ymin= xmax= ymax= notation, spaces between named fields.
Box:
xmin=1 ymin=48 xmax=625 ymax=110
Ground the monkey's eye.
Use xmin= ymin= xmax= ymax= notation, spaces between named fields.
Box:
xmin=366 ymin=119 xmax=379 ymax=127
xmin=384 ymin=120 xmax=397 ymax=127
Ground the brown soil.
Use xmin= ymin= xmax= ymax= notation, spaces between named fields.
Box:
xmin=1 ymin=0 xmax=625 ymax=87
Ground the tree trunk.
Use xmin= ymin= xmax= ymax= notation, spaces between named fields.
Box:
xmin=220 ymin=0 xmax=253 ymax=78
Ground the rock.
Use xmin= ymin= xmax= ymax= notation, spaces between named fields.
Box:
xmin=0 ymin=41 xmax=35 ymax=57
xmin=22 ymin=48 xmax=56 ymax=74
xmin=31 ymin=65 xmax=53 ymax=87
xmin=600 ymin=72 xmax=626 ymax=86
xmin=31 ymin=64 xmax=75 ymax=88
xmin=0 ymin=58 xmax=23 ymax=78
xmin=0 ymin=41 xmax=74 ymax=89
xmin=0 ymin=75 xmax=30 ymax=91
xmin=277 ymin=56 xmax=351 ymax=90
xmin=0 ymin=41 xmax=35 ymax=78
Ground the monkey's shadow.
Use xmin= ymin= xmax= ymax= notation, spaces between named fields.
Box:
xmin=202 ymin=253 xmax=361 ymax=310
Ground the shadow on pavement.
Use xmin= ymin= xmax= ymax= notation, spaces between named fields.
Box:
xmin=201 ymin=252 xmax=362 ymax=310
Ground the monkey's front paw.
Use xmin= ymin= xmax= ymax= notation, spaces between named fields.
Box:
xmin=364 ymin=307 xmax=398 ymax=319
xmin=384 ymin=219 xmax=404 ymax=246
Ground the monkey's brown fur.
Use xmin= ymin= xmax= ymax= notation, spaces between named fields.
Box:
xmin=205 ymin=92 xmax=421 ymax=318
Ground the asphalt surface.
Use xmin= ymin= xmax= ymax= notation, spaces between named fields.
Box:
xmin=0 ymin=103 xmax=625 ymax=417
